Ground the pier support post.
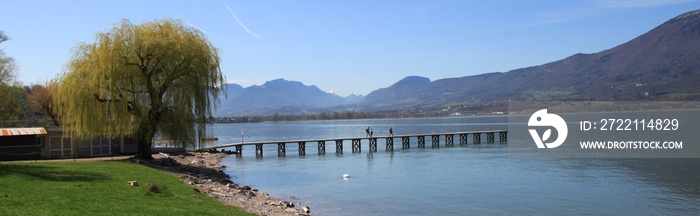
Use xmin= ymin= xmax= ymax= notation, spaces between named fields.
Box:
xmin=234 ymin=145 xmax=242 ymax=155
xmin=298 ymin=141 xmax=306 ymax=156
xmin=418 ymin=136 xmax=425 ymax=148
xmin=335 ymin=140 xmax=343 ymax=154
xmin=256 ymin=144 xmax=263 ymax=157
xmin=473 ymin=133 xmax=481 ymax=144
xmin=486 ymin=132 xmax=495 ymax=143
xmin=445 ymin=134 xmax=454 ymax=147
xmin=385 ymin=137 xmax=394 ymax=151
xmin=352 ymin=139 xmax=361 ymax=153
xmin=277 ymin=142 xmax=286 ymax=157
xmin=369 ymin=138 xmax=377 ymax=152
xmin=431 ymin=135 xmax=440 ymax=148
xmin=401 ymin=136 xmax=410 ymax=149
xmin=499 ymin=131 xmax=508 ymax=142
xmin=459 ymin=134 xmax=468 ymax=144
xmin=318 ymin=141 xmax=326 ymax=154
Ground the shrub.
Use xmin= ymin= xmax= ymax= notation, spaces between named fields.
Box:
xmin=148 ymin=182 xmax=162 ymax=193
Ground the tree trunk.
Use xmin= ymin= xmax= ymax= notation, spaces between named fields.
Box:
xmin=135 ymin=135 xmax=154 ymax=160
xmin=134 ymin=119 xmax=155 ymax=160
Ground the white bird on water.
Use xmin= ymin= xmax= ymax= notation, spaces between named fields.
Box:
xmin=342 ymin=174 xmax=349 ymax=179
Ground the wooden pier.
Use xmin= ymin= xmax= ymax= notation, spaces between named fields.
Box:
xmin=198 ymin=130 xmax=507 ymax=157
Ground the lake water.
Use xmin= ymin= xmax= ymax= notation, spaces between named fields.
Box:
xmin=205 ymin=116 xmax=700 ymax=215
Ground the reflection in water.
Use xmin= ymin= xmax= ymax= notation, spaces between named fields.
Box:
xmin=613 ymin=159 xmax=700 ymax=213
xmin=366 ymin=151 xmax=373 ymax=167
xmin=389 ymin=150 xmax=394 ymax=166
xmin=551 ymin=158 xmax=700 ymax=214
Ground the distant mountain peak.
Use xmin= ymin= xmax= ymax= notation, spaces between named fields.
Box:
xmin=671 ymin=9 xmax=700 ymax=21
xmin=263 ymin=78 xmax=301 ymax=86
xmin=215 ymin=78 xmax=357 ymax=116
xmin=393 ymin=76 xmax=430 ymax=86
xmin=259 ymin=78 xmax=323 ymax=91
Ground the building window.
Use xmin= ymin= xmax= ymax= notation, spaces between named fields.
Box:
xmin=37 ymin=136 xmax=45 ymax=148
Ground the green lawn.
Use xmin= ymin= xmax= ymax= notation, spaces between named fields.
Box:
xmin=0 ymin=161 xmax=254 ymax=216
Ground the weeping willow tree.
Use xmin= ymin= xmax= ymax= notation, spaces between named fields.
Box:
xmin=55 ymin=19 xmax=225 ymax=160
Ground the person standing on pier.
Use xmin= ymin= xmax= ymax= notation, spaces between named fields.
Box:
xmin=389 ymin=127 xmax=394 ymax=137
xmin=366 ymin=126 xmax=370 ymax=137
xmin=370 ymin=128 xmax=374 ymax=137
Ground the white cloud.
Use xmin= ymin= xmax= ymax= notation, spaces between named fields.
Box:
xmin=521 ymin=7 xmax=598 ymax=28
xmin=598 ymin=0 xmax=698 ymax=8
xmin=523 ymin=0 xmax=698 ymax=28
xmin=222 ymin=1 xmax=260 ymax=38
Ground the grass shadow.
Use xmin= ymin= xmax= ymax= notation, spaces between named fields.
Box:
xmin=0 ymin=164 xmax=110 ymax=182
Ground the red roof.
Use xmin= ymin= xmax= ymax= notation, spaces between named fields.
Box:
xmin=0 ymin=128 xmax=47 ymax=136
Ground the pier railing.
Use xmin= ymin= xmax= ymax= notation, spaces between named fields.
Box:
xmin=198 ymin=130 xmax=507 ymax=157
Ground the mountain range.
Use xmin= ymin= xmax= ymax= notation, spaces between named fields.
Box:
xmin=215 ymin=79 xmax=362 ymax=116
xmin=215 ymin=9 xmax=700 ymax=117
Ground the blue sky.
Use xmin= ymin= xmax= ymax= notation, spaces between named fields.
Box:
xmin=1 ymin=0 xmax=699 ymax=96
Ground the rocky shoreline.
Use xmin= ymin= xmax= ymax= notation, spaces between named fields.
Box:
xmin=144 ymin=151 xmax=312 ymax=216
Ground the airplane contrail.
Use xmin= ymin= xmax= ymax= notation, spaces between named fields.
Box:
xmin=222 ymin=1 xmax=260 ymax=38
xmin=166 ymin=9 xmax=210 ymax=34
xmin=185 ymin=20 xmax=210 ymax=34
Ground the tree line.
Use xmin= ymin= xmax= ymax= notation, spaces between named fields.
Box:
xmin=208 ymin=102 xmax=508 ymax=123
xmin=210 ymin=111 xmax=396 ymax=123
xmin=0 ymin=31 xmax=58 ymax=127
